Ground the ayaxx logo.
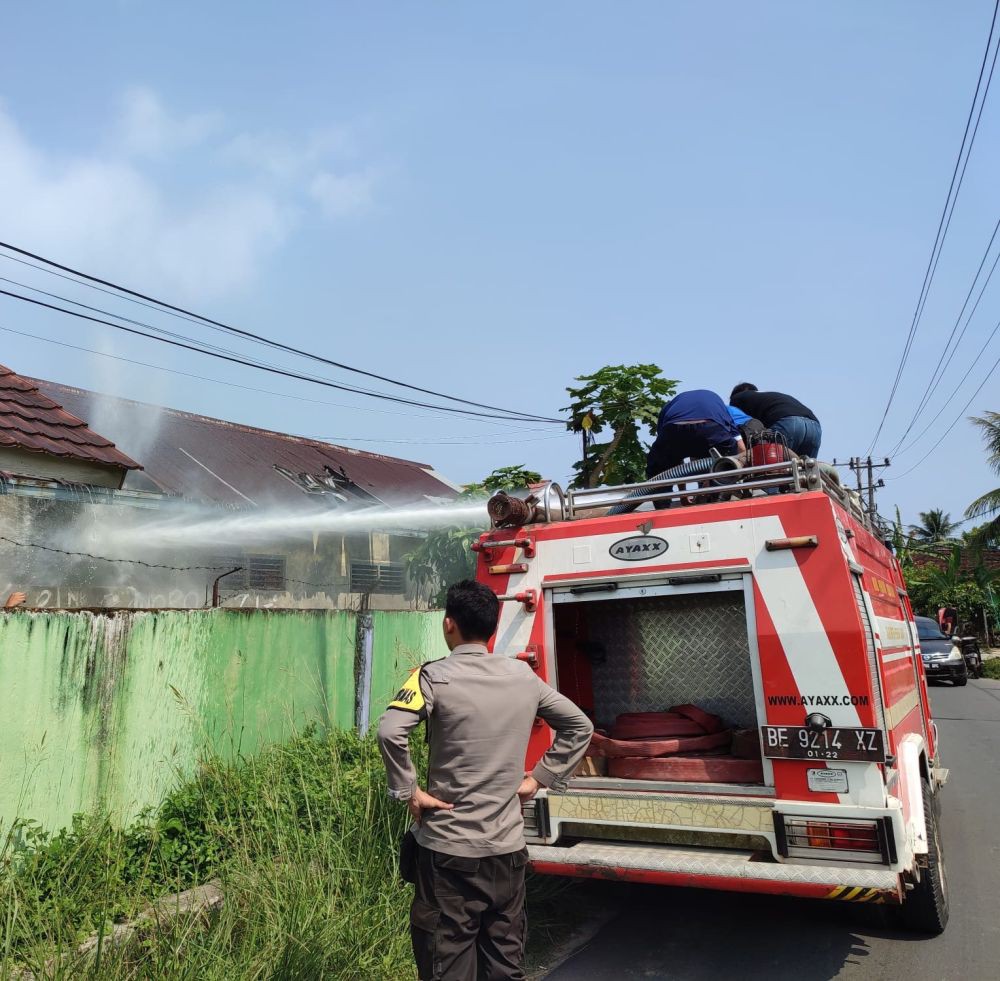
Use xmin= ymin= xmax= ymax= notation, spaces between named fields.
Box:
xmin=609 ymin=535 xmax=669 ymax=561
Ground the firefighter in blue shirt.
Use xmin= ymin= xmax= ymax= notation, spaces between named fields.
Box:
xmin=646 ymin=389 xmax=744 ymax=478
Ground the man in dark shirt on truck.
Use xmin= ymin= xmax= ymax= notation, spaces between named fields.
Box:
xmin=729 ymin=383 xmax=822 ymax=459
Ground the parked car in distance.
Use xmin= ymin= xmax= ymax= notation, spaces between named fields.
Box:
xmin=915 ymin=616 xmax=968 ymax=687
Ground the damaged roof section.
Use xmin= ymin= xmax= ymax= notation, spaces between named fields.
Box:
xmin=31 ymin=378 xmax=459 ymax=509
xmin=0 ymin=364 xmax=141 ymax=471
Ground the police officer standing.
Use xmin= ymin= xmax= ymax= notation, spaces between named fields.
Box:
xmin=377 ymin=580 xmax=593 ymax=980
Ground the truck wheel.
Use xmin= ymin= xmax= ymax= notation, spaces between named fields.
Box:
xmin=899 ymin=779 xmax=949 ymax=934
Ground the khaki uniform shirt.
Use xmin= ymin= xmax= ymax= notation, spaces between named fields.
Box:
xmin=376 ymin=643 xmax=593 ymax=858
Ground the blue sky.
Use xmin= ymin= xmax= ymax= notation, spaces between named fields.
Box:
xmin=1 ymin=1 xmax=998 ymax=529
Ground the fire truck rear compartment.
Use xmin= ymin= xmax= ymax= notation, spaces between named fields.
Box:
xmin=551 ymin=579 xmax=767 ymax=789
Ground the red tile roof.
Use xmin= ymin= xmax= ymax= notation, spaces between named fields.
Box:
xmin=29 ymin=378 xmax=459 ymax=508
xmin=0 ymin=365 xmax=141 ymax=471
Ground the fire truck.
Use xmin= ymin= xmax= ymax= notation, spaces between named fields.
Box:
xmin=475 ymin=450 xmax=949 ymax=933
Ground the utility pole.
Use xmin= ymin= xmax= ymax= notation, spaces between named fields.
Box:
xmin=832 ymin=457 xmax=891 ymax=525
xmin=856 ymin=457 xmax=890 ymax=524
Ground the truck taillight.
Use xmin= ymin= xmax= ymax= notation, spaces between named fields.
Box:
xmin=775 ymin=814 xmax=895 ymax=864
xmin=805 ymin=821 xmax=880 ymax=851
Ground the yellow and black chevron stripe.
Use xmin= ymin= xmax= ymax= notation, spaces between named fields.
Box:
xmin=825 ymin=886 xmax=885 ymax=904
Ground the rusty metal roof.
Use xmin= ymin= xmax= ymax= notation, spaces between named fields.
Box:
xmin=29 ymin=377 xmax=459 ymax=509
xmin=0 ymin=364 xmax=141 ymax=471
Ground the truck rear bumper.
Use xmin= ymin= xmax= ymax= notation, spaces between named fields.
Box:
xmin=528 ymin=841 xmax=902 ymax=904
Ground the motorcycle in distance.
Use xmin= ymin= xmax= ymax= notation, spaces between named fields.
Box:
xmin=955 ymin=631 xmax=984 ymax=679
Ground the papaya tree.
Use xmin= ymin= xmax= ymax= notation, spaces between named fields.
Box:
xmin=563 ymin=364 xmax=678 ymax=488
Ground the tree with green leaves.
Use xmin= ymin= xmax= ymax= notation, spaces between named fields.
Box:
xmin=889 ymin=506 xmax=914 ymax=563
xmin=908 ymin=508 xmax=959 ymax=543
xmin=405 ymin=465 xmax=541 ymax=607
xmin=563 ymin=364 xmax=678 ymax=488
xmin=965 ymin=410 xmax=1000 ymax=548
xmin=904 ymin=543 xmax=999 ymax=633
xmin=464 ymin=465 xmax=543 ymax=497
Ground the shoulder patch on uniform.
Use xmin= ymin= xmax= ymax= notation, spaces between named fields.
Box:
xmin=387 ymin=667 xmax=426 ymax=713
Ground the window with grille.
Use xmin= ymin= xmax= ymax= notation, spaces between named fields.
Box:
xmin=350 ymin=561 xmax=405 ymax=594
xmin=216 ymin=555 xmax=287 ymax=591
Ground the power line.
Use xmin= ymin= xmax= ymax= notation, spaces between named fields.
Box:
xmin=0 ymin=240 xmax=561 ymax=424
xmin=0 ymin=288 xmax=563 ymax=423
xmin=886 ymin=211 xmax=1000 ymax=456
xmin=908 ymin=230 xmax=1000 ymax=425
xmin=0 ymin=274 xmax=323 ymax=374
xmin=1 ymin=270 xmax=490 ymax=420
xmin=0 ymin=323 xmax=545 ymax=429
xmin=0 ymin=269 xmax=521 ymax=425
xmin=0 ymin=249 xmax=233 ymax=334
xmin=888 ymin=348 xmax=1000 ymax=480
xmin=308 ymin=432 xmax=571 ymax=445
xmin=894 ymin=313 xmax=1000 ymax=456
xmin=885 ymin=27 xmax=1000 ymax=456
xmin=865 ymin=0 xmax=1000 ymax=455
xmin=0 ymin=276 xmax=561 ymax=425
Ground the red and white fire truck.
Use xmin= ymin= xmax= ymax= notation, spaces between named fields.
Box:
xmin=475 ymin=452 xmax=949 ymax=933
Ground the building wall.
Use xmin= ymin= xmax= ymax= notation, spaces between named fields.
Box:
xmin=0 ymin=608 xmax=447 ymax=832
xmin=0 ymin=494 xmax=434 ymax=610
xmin=0 ymin=446 xmax=125 ymax=488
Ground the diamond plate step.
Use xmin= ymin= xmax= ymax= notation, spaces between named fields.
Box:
xmin=528 ymin=841 xmax=899 ymax=889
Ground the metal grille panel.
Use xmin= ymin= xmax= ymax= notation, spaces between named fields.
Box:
xmin=586 ymin=591 xmax=757 ymax=728
xmin=216 ymin=554 xmax=287 ymax=591
xmin=852 ymin=575 xmax=886 ymax=728
xmin=350 ymin=561 xmax=405 ymax=594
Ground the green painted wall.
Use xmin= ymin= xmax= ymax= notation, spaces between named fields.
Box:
xmin=0 ymin=609 xmax=446 ymax=832
xmin=369 ymin=609 xmax=447 ymax=717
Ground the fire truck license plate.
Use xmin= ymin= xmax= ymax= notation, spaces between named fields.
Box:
xmin=760 ymin=726 xmax=886 ymax=763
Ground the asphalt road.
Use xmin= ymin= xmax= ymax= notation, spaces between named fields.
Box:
xmin=546 ymin=680 xmax=1000 ymax=981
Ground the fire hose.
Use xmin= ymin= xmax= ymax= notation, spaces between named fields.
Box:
xmin=606 ymin=457 xmax=717 ymax=515
xmin=585 ymin=705 xmax=764 ymax=784
xmin=608 ymin=756 xmax=763 ymax=782
xmin=587 ymin=730 xmax=732 ymax=758
xmin=610 ymin=706 xmax=724 ymax=739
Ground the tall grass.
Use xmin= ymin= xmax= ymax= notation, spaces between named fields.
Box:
xmin=1 ymin=728 xmax=417 ymax=979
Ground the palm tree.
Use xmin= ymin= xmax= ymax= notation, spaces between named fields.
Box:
xmin=965 ymin=411 xmax=1000 ymax=548
xmin=908 ymin=508 xmax=959 ymax=543
xmin=907 ymin=543 xmax=999 ymax=628
xmin=915 ymin=543 xmax=964 ymax=595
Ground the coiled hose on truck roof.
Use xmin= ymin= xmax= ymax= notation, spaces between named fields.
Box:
xmin=607 ymin=456 xmax=716 ymax=515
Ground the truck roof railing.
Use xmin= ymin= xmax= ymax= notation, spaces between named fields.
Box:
xmin=562 ymin=457 xmax=873 ymax=531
